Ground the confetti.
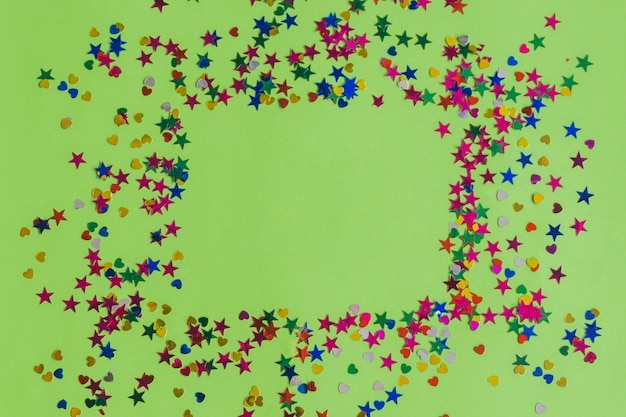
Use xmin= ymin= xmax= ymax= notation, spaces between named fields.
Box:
xmin=16 ymin=2 xmax=604 ymax=417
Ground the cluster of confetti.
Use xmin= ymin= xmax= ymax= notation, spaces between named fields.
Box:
xmin=22 ymin=2 xmax=601 ymax=417
xmin=150 ymin=0 xmax=469 ymax=14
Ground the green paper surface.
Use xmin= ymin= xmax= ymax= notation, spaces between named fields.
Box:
xmin=1 ymin=1 xmax=625 ymax=416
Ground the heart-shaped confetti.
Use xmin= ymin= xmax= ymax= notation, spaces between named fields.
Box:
xmin=249 ymin=60 xmax=260 ymax=71
xmin=373 ymin=381 xmax=384 ymax=391
xmin=60 ymin=117 xmax=73 ymax=129
xmin=538 ymin=156 xmax=550 ymax=166
xmin=473 ymin=344 xmax=485 ymax=355
xmin=289 ymin=376 xmax=301 ymax=387
xmin=526 ymin=222 xmax=537 ymax=232
xmin=108 ymin=66 xmax=121 ymax=77
xmin=429 ymin=67 xmax=440 ymax=77
xmin=584 ymin=352 xmax=597 ymax=363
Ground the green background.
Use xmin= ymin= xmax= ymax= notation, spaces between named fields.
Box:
xmin=1 ymin=0 xmax=625 ymax=416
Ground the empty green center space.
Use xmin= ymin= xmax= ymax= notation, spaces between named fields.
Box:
xmin=179 ymin=103 xmax=456 ymax=317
